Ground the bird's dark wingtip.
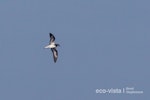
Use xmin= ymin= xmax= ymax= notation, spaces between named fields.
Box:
xmin=54 ymin=59 xmax=57 ymax=63
xmin=49 ymin=33 xmax=52 ymax=36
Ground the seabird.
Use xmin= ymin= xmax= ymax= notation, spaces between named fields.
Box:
xmin=45 ymin=33 xmax=60 ymax=63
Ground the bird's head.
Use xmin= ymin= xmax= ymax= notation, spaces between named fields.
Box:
xmin=56 ymin=44 xmax=60 ymax=47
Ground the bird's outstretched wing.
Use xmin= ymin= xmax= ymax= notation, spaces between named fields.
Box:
xmin=51 ymin=48 xmax=58 ymax=63
xmin=49 ymin=33 xmax=55 ymax=44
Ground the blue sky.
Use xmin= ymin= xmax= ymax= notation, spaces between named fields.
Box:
xmin=0 ymin=0 xmax=149 ymax=100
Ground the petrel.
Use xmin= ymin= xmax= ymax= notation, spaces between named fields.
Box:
xmin=45 ymin=33 xmax=60 ymax=63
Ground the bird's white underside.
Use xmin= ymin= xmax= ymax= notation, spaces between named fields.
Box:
xmin=45 ymin=44 xmax=56 ymax=48
xmin=45 ymin=42 xmax=56 ymax=48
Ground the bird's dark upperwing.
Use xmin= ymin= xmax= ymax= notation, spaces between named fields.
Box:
xmin=51 ymin=48 xmax=58 ymax=63
xmin=49 ymin=33 xmax=55 ymax=43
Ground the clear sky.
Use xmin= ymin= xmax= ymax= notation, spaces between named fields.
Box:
xmin=0 ymin=0 xmax=149 ymax=100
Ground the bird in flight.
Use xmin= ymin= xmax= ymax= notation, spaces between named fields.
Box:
xmin=45 ymin=33 xmax=60 ymax=63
